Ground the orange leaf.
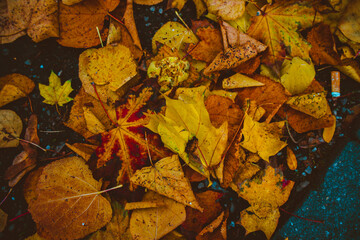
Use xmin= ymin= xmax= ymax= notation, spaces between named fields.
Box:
xmin=323 ymin=115 xmax=336 ymax=143
xmin=286 ymin=147 xmax=297 ymax=170
xmin=27 ymin=157 xmax=112 ymax=240
xmin=123 ymin=0 xmax=142 ymax=50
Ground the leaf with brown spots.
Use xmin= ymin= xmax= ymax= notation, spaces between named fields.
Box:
xmin=130 ymin=155 xmax=203 ymax=211
xmin=196 ymin=211 xmax=227 ymax=240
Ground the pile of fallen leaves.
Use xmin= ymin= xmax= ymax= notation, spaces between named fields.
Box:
xmin=1 ymin=0 xmax=360 ymax=239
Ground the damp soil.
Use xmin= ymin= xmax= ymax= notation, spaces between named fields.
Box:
xmin=1 ymin=1 xmax=360 ymax=240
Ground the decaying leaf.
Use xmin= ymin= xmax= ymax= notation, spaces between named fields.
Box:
xmin=286 ymin=147 xmax=297 ymax=170
xmin=0 ymin=73 xmax=35 ymax=107
xmin=280 ymin=57 xmax=315 ymax=95
xmin=27 ymin=0 xmax=59 ymax=43
xmin=203 ymin=42 xmax=259 ymax=75
xmin=0 ymin=109 xmax=22 ymax=148
xmin=39 ymin=71 xmax=73 ymax=106
xmin=307 ymin=23 xmax=341 ymax=66
xmin=240 ymin=206 xmax=280 ymax=240
xmin=146 ymin=92 xmax=228 ymax=180
xmin=182 ymin=190 xmax=223 ymax=234
xmin=188 ymin=26 xmax=223 ymax=63
xmin=235 ymin=75 xmax=290 ymax=122
xmin=337 ymin=0 xmax=360 ymax=43
xmin=286 ymin=92 xmax=328 ymax=119
xmin=247 ymin=0 xmax=322 ymax=63
xmin=86 ymin=44 xmax=138 ymax=91
xmin=152 ymin=21 xmax=198 ymax=53
xmin=5 ymin=114 xmax=38 ymax=187
xmin=204 ymin=0 xmax=245 ymax=21
xmin=130 ymin=191 xmax=186 ymax=240
xmin=131 ymin=155 xmax=203 ymax=211
xmin=241 ymin=114 xmax=287 ymax=162
xmin=89 ymin=201 xmax=132 ymax=240
xmin=26 ymin=157 xmax=112 ymax=240
xmin=222 ymin=73 xmax=264 ymax=89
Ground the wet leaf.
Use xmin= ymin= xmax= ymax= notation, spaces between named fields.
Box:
xmin=39 ymin=71 xmax=73 ymax=106
xmin=86 ymin=44 xmax=138 ymax=91
xmin=241 ymin=114 xmax=287 ymax=162
xmin=26 ymin=157 xmax=112 ymax=240
xmin=146 ymin=92 xmax=228 ymax=180
xmin=131 ymin=155 xmax=203 ymax=211
xmin=130 ymin=191 xmax=186 ymax=240
xmin=286 ymin=92 xmax=328 ymax=119
xmin=280 ymin=57 xmax=315 ymax=95
xmin=0 ymin=109 xmax=22 ymax=148
xmin=0 ymin=73 xmax=35 ymax=107
xmin=247 ymin=0 xmax=322 ymax=64
xmin=5 ymin=114 xmax=38 ymax=187
xmin=205 ymin=0 xmax=245 ymax=21
xmin=152 ymin=21 xmax=198 ymax=53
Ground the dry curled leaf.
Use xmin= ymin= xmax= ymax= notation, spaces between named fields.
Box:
xmin=130 ymin=191 xmax=186 ymax=240
xmin=0 ymin=109 xmax=22 ymax=148
xmin=0 ymin=73 xmax=35 ymax=107
xmin=131 ymin=155 xmax=202 ymax=211
xmin=5 ymin=114 xmax=38 ymax=187
xmin=26 ymin=157 xmax=112 ymax=240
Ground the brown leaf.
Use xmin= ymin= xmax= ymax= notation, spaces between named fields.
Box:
xmin=27 ymin=157 xmax=112 ymax=240
xmin=131 ymin=155 xmax=203 ymax=211
xmin=188 ymin=26 xmax=223 ymax=63
xmin=233 ymin=56 xmax=261 ymax=75
xmin=27 ymin=0 xmax=59 ymax=42
xmin=124 ymin=0 xmax=142 ymax=50
xmin=65 ymin=142 xmax=97 ymax=161
xmin=130 ymin=191 xmax=186 ymax=240
xmin=57 ymin=0 xmax=110 ymax=48
xmin=307 ymin=23 xmax=341 ymax=65
xmin=0 ymin=73 xmax=35 ymax=107
xmin=0 ymin=0 xmax=36 ymax=44
xmin=196 ymin=211 xmax=227 ymax=240
xmin=181 ymin=190 xmax=223 ymax=234
xmin=5 ymin=114 xmax=38 ymax=187
xmin=204 ymin=42 xmax=258 ymax=75
xmin=235 ymin=75 xmax=290 ymax=122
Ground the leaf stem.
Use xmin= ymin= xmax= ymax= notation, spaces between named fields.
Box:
xmin=96 ymin=26 xmax=104 ymax=47
xmin=0 ymin=188 xmax=12 ymax=207
xmin=17 ymin=138 xmax=47 ymax=152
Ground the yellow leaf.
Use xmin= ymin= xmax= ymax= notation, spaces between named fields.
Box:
xmin=146 ymin=93 xmax=228 ymax=180
xmin=192 ymin=0 xmax=207 ymax=18
xmin=86 ymin=44 xmax=138 ymax=91
xmin=204 ymin=0 xmax=245 ymax=21
xmin=337 ymin=0 xmax=360 ymax=43
xmin=0 ymin=208 xmax=7 ymax=232
xmin=131 ymin=155 xmax=202 ymax=211
xmin=286 ymin=147 xmax=297 ymax=170
xmin=323 ymin=115 xmax=336 ymax=143
xmin=65 ymin=142 xmax=97 ymax=161
xmin=222 ymin=73 xmax=264 ymax=89
xmin=152 ymin=21 xmax=198 ymax=53
xmin=335 ymin=58 xmax=360 ymax=83
xmin=0 ymin=109 xmax=23 ymax=148
xmin=39 ymin=71 xmax=73 ymax=106
xmin=130 ymin=191 xmax=186 ymax=240
xmin=286 ymin=92 xmax=328 ymax=119
xmin=240 ymin=114 xmax=287 ymax=162
xmin=0 ymin=74 xmax=35 ymax=107
xmin=240 ymin=206 xmax=280 ymax=240
xmin=280 ymin=57 xmax=315 ymax=95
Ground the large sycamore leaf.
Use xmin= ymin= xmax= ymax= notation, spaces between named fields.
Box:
xmin=93 ymin=86 xmax=170 ymax=185
xmin=247 ymin=0 xmax=322 ymax=64
xmin=0 ymin=109 xmax=22 ymax=148
xmin=130 ymin=191 xmax=186 ymax=240
xmin=131 ymin=155 xmax=203 ymax=211
xmin=146 ymin=92 xmax=228 ymax=180
xmin=0 ymin=73 xmax=35 ymax=107
xmin=27 ymin=157 xmax=112 ymax=240
xmin=241 ymin=114 xmax=287 ymax=162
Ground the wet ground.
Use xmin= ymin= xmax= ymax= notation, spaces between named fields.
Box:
xmin=1 ymin=1 xmax=360 ymax=239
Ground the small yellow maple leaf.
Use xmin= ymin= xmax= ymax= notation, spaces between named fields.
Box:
xmin=39 ymin=71 xmax=73 ymax=107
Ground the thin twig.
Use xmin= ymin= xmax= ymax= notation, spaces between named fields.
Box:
xmin=17 ymin=138 xmax=47 ymax=152
xmin=96 ymin=26 xmax=104 ymax=47
xmin=0 ymin=188 xmax=12 ymax=207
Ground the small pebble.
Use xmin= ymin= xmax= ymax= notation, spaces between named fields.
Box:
xmin=40 ymin=65 xmax=44 ymax=69
xmin=150 ymin=6 xmax=155 ymax=12
xmin=159 ymin=8 xmax=163 ymax=14
xmin=24 ymin=59 xmax=31 ymax=65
